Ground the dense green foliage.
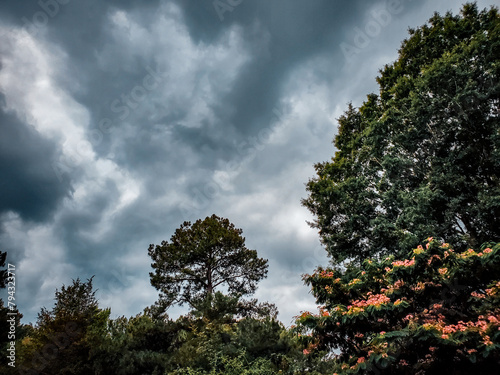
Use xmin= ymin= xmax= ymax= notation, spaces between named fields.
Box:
xmin=149 ymin=215 xmax=269 ymax=311
xmin=297 ymin=239 xmax=500 ymax=374
xmin=14 ymin=281 xmax=316 ymax=374
xmin=303 ymin=3 xmax=500 ymax=264
xmin=17 ymin=277 xmax=109 ymax=375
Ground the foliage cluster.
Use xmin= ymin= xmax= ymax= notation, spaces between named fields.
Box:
xmin=149 ymin=215 xmax=268 ymax=311
xmin=296 ymin=3 xmax=500 ymax=374
xmin=303 ymin=3 xmax=500 ymax=264
xmin=296 ymin=239 xmax=500 ymax=374
xmin=6 ymin=281 xmax=322 ymax=375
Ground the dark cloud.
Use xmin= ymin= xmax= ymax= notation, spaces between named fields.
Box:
xmin=173 ymin=0 xmax=364 ymax=136
xmin=0 ymin=95 xmax=72 ymax=222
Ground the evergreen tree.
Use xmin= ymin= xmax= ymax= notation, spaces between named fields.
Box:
xmin=18 ymin=277 xmax=109 ymax=375
xmin=303 ymin=3 xmax=500 ymax=264
xmin=91 ymin=313 xmax=177 ymax=375
xmin=149 ymin=214 xmax=268 ymax=312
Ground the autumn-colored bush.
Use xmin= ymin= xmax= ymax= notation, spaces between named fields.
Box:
xmin=296 ymin=239 xmax=500 ymax=374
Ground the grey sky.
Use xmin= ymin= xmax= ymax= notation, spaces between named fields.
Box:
xmin=0 ymin=0 xmax=496 ymax=325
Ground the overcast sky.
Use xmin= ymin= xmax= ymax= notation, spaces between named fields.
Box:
xmin=1 ymin=0 xmax=497 ymax=326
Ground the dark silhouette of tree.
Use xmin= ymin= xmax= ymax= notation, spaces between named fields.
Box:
xmin=149 ymin=214 xmax=268 ymax=311
xmin=19 ymin=277 xmax=109 ymax=375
